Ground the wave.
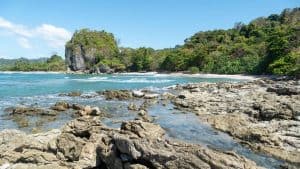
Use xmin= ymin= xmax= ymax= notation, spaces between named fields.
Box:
xmin=0 ymin=71 xmax=63 ymax=74
xmin=71 ymin=77 xmax=174 ymax=83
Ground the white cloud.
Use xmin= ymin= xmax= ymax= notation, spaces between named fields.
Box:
xmin=0 ymin=17 xmax=71 ymax=50
xmin=0 ymin=17 xmax=32 ymax=37
xmin=36 ymin=24 xmax=72 ymax=48
xmin=17 ymin=37 xmax=32 ymax=49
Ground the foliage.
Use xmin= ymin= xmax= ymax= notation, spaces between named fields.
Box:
xmin=188 ymin=66 xmax=200 ymax=74
xmin=1 ymin=55 xmax=66 ymax=71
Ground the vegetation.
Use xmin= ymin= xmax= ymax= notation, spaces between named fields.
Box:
xmin=1 ymin=8 xmax=299 ymax=76
xmin=0 ymin=55 xmax=66 ymax=71
xmin=66 ymin=29 xmax=119 ymax=70
xmin=68 ymin=7 xmax=298 ymax=76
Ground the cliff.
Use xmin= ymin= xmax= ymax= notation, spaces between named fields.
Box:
xmin=65 ymin=29 xmax=118 ymax=72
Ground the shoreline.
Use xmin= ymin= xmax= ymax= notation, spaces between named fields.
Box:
xmin=0 ymin=77 xmax=299 ymax=168
xmin=0 ymin=70 xmax=262 ymax=80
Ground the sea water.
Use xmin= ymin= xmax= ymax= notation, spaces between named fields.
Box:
xmin=0 ymin=72 xmax=282 ymax=168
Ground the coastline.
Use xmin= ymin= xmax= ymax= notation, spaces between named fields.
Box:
xmin=0 ymin=75 xmax=299 ymax=168
xmin=0 ymin=70 xmax=261 ymax=80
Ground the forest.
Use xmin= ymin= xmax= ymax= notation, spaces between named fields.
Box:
xmin=2 ymin=8 xmax=300 ymax=76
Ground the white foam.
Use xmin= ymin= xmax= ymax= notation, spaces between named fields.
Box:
xmin=71 ymin=77 xmax=174 ymax=83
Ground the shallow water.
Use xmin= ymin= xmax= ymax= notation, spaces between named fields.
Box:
xmin=0 ymin=72 xmax=282 ymax=168
xmin=148 ymin=103 xmax=283 ymax=169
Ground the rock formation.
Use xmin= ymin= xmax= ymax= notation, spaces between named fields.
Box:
xmin=65 ymin=29 xmax=118 ymax=72
xmin=172 ymin=79 xmax=300 ymax=165
xmin=0 ymin=117 xmax=264 ymax=169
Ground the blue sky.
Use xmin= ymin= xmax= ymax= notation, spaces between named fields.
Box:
xmin=0 ymin=0 xmax=299 ymax=59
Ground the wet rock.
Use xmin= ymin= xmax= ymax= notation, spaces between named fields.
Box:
xmin=72 ymin=103 xmax=85 ymax=110
xmin=161 ymin=92 xmax=176 ymax=101
xmin=7 ymin=106 xmax=58 ymax=116
xmin=173 ymin=79 xmax=300 ymax=164
xmin=76 ymin=106 xmax=103 ymax=116
xmin=128 ymin=102 xmax=139 ymax=111
xmin=50 ymin=101 xmax=70 ymax=111
xmin=101 ymin=90 xmax=133 ymax=100
xmin=59 ymin=91 xmax=82 ymax=97
xmin=136 ymin=110 xmax=153 ymax=122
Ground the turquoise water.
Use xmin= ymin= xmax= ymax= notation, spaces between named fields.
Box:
xmin=0 ymin=72 xmax=239 ymax=98
xmin=0 ymin=72 xmax=282 ymax=168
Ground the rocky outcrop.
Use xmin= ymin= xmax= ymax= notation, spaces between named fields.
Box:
xmin=3 ymin=102 xmax=104 ymax=130
xmin=172 ymin=79 xmax=300 ymax=165
xmin=0 ymin=117 xmax=264 ymax=169
xmin=65 ymin=29 xmax=118 ymax=73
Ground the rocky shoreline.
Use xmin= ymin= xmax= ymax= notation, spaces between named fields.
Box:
xmin=172 ymin=78 xmax=300 ymax=167
xmin=0 ymin=77 xmax=299 ymax=168
xmin=0 ymin=117 xmax=264 ymax=169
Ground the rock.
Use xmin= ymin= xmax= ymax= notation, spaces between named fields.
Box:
xmin=253 ymin=102 xmax=294 ymax=120
xmin=124 ymin=163 xmax=149 ymax=169
xmin=178 ymin=94 xmax=186 ymax=99
xmin=267 ymin=86 xmax=300 ymax=95
xmin=90 ymin=107 xmax=101 ymax=116
xmin=5 ymin=106 xmax=58 ymax=116
xmin=136 ymin=110 xmax=153 ymax=122
xmin=0 ymin=117 xmax=263 ymax=169
xmin=143 ymin=93 xmax=159 ymax=99
xmin=99 ymin=63 xmax=114 ymax=73
xmin=161 ymin=92 xmax=176 ymax=100
xmin=70 ymin=104 xmax=83 ymax=111
xmin=76 ymin=106 xmax=102 ymax=116
xmin=50 ymin=101 xmax=70 ymax=111
xmin=101 ymin=90 xmax=133 ymax=100
xmin=121 ymin=120 xmax=165 ymax=139
xmin=173 ymin=79 xmax=300 ymax=164
xmin=132 ymin=90 xmax=145 ymax=98
xmin=59 ymin=91 xmax=82 ymax=97
xmin=56 ymin=133 xmax=86 ymax=161
xmin=128 ymin=103 xmax=139 ymax=111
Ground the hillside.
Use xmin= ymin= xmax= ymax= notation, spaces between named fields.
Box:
xmin=0 ymin=55 xmax=66 ymax=71
xmin=65 ymin=8 xmax=300 ymax=76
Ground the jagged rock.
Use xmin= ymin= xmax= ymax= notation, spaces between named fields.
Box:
xmin=128 ymin=103 xmax=139 ymax=111
xmin=5 ymin=106 xmax=58 ymax=116
xmin=77 ymin=106 xmax=102 ymax=116
xmin=0 ymin=117 xmax=264 ymax=169
xmin=173 ymin=79 xmax=300 ymax=164
xmin=161 ymin=92 xmax=176 ymax=100
xmin=50 ymin=101 xmax=70 ymax=111
xmin=72 ymin=103 xmax=85 ymax=110
xmin=99 ymin=63 xmax=114 ymax=73
xmin=101 ymin=90 xmax=133 ymax=100
xmin=135 ymin=110 xmax=154 ymax=122
xmin=267 ymin=86 xmax=300 ymax=95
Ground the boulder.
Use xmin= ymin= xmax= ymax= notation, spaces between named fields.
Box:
xmin=101 ymin=90 xmax=133 ymax=100
xmin=51 ymin=101 xmax=70 ymax=111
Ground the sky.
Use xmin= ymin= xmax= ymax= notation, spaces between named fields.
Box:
xmin=0 ymin=0 xmax=299 ymax=59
